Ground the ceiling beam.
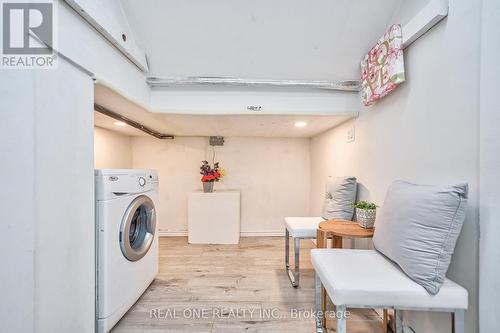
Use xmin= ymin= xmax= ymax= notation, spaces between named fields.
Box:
xmin=402 ymin=0 xmax=449 ymax=48
xmin=147 ymin=76 xmax=361 ymax=92
xmin=94 ymin=103 xmax=174 ymax=139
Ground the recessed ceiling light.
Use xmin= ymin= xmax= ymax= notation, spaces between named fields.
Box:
xmin=294 ymin=121 xmax=307 ymax=128
xmin=114 ymin=121 xmax=127 ymax=127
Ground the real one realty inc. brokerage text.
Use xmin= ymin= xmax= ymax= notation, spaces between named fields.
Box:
xmin=150 ymin=307 xmax=351 ymax=320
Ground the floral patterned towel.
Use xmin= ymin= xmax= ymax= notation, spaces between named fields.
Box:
xmin=361 ymin=24 xmax=405 ymax=106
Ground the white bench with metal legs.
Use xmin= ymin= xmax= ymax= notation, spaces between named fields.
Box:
xmin=312 ymin=249 xmax=468 ymax=333
xmin=284 ymin=217 xmax=325 ymax=287
xmin=284 ymin=176 xmax=357 ymax=287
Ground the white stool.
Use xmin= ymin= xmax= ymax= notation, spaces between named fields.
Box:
xmin=311 ymin=249 xmax=468 ymax=333
xmin=284 ymin=217 xmax=325 ymax=287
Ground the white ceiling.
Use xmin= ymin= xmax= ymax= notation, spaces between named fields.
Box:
xmin=120 ymin=0 xmax=399 ymax=80
xmin=95 ymin=112 xmax=352 ymax=138
xmin=94 ymin=84 xmax=354 ymax=138
xmin=95 ymin=1 xmax=404 ymax=136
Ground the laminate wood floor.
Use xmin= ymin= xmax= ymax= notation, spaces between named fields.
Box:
xmin=111 ymin=237 xmax=387 ymax=333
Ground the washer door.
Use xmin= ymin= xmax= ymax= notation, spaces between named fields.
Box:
xmin=120 ymin=195 xmax=156 ymax=261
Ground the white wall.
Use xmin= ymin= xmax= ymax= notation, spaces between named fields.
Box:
xmin=1 ymin=71 xmax=36 ymax=333
xmin=479 ymin=0 xmax=500 ymax=331
xmin=58 ymin=1 xmax=150 ymax=107
xmin=0 ymin=2 xmax=151 ymax=331
xmin=94 ymin=127 xmax=133 ymax=168
xmin=131 ymin=136 xmax=310 ymax=235
xmin=310 ymin=0 xmax=480 ymax=332
xmin=0 ymin=60 xmax=95 ymax=332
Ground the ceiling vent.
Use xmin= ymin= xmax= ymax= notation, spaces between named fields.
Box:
xmin=209 ymin=136 xmax=225 ymax=146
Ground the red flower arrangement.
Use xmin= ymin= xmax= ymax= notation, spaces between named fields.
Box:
xmin=200 ymin=161 xmax=223 ymax=183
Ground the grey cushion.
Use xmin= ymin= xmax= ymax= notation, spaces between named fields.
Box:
xmin=321 ymin=176 xmax=357 ymax=220
xmin=373 ymin=180 xmax=468 ymax=295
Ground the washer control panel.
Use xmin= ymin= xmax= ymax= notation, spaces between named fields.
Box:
xmin=95 ymin=169 xmax=159 ymax=200
xmin=138 ymin=177 xmax=146 ymax=187
xmin=137 ymin=171 xmax=158 ymax=190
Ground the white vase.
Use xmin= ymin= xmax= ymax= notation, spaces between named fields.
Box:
xmin=356 ymin=208 xmax=376 ymax=228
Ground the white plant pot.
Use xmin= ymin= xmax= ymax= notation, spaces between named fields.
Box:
xmin=356 ymin=208 xmax=376 ymax=228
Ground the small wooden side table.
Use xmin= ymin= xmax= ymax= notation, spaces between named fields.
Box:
xmin=316 ymin=220 xmax=387 ymax=332
xmin=316 ymin=220 xmax=374 ymax=249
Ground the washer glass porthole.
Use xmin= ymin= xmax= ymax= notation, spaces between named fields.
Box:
xmin=120 ymin=195 xmax=156 ymax=261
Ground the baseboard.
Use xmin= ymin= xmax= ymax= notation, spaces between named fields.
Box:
xmin=158 ymin=231 xmax=284 ymax=237
xmin=158 ymin=231 xmax=188 ymax=237
xmin=240 ymin=231 xmax=284 ymax=237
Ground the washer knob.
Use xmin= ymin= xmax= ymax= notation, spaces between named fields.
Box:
xmin=138 ymin=177 xmax=146 ymax=187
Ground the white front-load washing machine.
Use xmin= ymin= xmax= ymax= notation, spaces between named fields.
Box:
xmin=95 ymin=169 xmax=159 ymax=333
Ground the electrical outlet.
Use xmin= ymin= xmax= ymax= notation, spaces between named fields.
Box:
xmin=347 ymin=126 xmax=355 ymax=143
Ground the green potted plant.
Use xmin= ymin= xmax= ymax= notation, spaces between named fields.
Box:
xmin=353 ymin=201 xmax=378 ymax=228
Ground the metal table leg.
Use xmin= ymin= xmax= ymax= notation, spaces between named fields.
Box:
xmin=285 ymin=228 xmax=300 ymax=287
